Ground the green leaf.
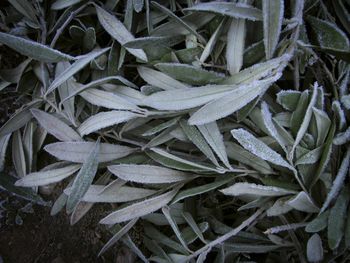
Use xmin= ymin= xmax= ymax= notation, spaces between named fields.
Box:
xmin=276 ymin=90 xmax=301 ymax=111
xmin=180 ymin=120 xmax=219 ymax=167
xmin=262 ymin=0 xmax=284 ymax=59
xmin=95 ymin=5 xmax=147 ymax=61
xmin=220 ymin=183 xmax=297 ymax=197
xmin=108 ymin=164 xmax=195 ymax=184
xmin=307 ymin=234 xmax=324 ymax=263
xmin=31 ymin=109 xmax=81 ymax=141
xmin=12 ymin=130 xmax=26 ymax=178
xmin=51 ymin=0 xmax=82 ymax=10
xmin=287 ymin=191 xmax=319 ymax=213
xmin=138 ymin=66 xmax=189 ymax=90
xmin=197 ymin=122 xmax=231 ymax=169
xmin=0 ymin=32 xmax=74 ymax=62
xmin=45 ymin=141 xmax=135 ymax=163
xmin=78 ymin=111 xmax=141 ymax=136
xmin=189 ymin=75 xmax=280 ymax=125
xmin=155 ymin=63 xmax=225 ymax=85
xmin=226 ymin=17 xmax=246 ymax=74
xmin=99 ymin=186 xmax=180 ymax=224
xmin=184 ymin=2 xmax=262 ymax=21
xmin=46 ymin=48 xmax=110 ymax=95
xmin=230 ymin=128 xmax=293 ymax=170
xmin=328 ymin=187 xmax=350 ymax=250
xmin=305 ymin=211 xmax=329 ymax=233
xmin=66 ymin=138 xmax=100 ymax=212
xmin=307 ymin=16 xmax=350 ymax=51
xmin=172 ymin=176 xmax=234 ymax=204
xmin=15 ymin=164 xmax=80 ymax=187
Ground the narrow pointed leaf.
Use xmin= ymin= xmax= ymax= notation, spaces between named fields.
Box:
xmin=220 ymin=183 xmax=297 ymax=197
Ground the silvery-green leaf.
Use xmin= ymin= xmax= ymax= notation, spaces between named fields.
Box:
xmin=78 ymin=111 xmax=141 ymax=136
xmin=31 ymin=109 xmax=81 ymax=142
xmin=265 ymin=222 xmax=307 ymax=234
xmin=65 ymin=185 xmax=156 ymax=203
xmin=182 ymin=212 xmax=207 ymax=244
xmin=184 ymin=2 xmax=262 ymax=21
xmin=180 ymin=120 xmax=220 ymax=167
xmin=151 ymin=1 xmax=206 ymax=44
xmin=99 ymin=218 xmax=138 ymax=256
xmin=45 ymin=141 xmax=135 ymax=163
xmin=143 ymin=127 xmax=174 ymax=149
xmin=328 ymin=187 xmax=350 ymax=250
xmin=142 ymin=84 xmax=233 ymax=110
xmin=262 ymin=0 xmax=284 ymax=59
xmin=0 ymin=32 xmax=74 ymax=62
xmin=312 ymin=121 xmax=336 ymax=187
xmin=12 ymin=130 xmax=26 ymax=178
xmin=148 ymin=148 xmax=221 ymax=173
xmin=138 ymin=66 xmax=189 ymax=90
xmin=66 ymin=139 xmax=100 ymax=212
xmin=162 ymin=206 xmax=190 ymax=252
xmin=189 ymin=75 xmax=280 ymax=125
xmin=230 ymin=128 xmax=293 ymax=170
xmin=266 ymin=198 xmax=292 ymax=216
xmin=261 ymin=101 xmax=287 ymax=152
xmin=225 ymin=141 xmax=273 ymax=174
xmin=151 ymin=13 xmax=215 ymax=37
xmin=21 ymin=123 xmax=33 ymax=172
xmin=155 ymin=63 xmax=225 ymax=85
xmin=226 ymin=17 xmax=246 ymax=74
xmin=99 ymin=186 xmax=180 ymax=224
xmin=305 ymin=211 xmax=329 ymax=233
xmin=220 ymin=183 xmax=297 ymax=197
xmin=124 ymin=36 xmax=183 ymax=49
xmin=312 ymin=108 xmax=331 ymax=146
xmin=320 ymin=148 xmax=350 ymax=213
xmin=223 ymin=243 xmax=280 ymax=253
xmin=56 ymin=62 xmax=76 ymax=126
xmin=95 ymin=5 xmax=147 ymax=61
xmin=290 ymin=83 xmax=318 ymax=159
xmin=341 ymin=94 xmax=350 ymax=109
xmin=172 ymin=176 xmax=234 ymax=204
xmin=51 ymin=191 xmax=68 ymax=216
xmin=307 ymin=234 xmax=323 ymax=263
xmin=108 ymin=164 xmax=194 ymax=184
xmin=307 ymin=16 xmax=350 ymax=51
xmin=287 ymin=191 xmax=319 ymax=213
xmin=51 ymin=0 xmax=82 ymax=10
xmin=0 ymin=100 xmax=41 ymax=138
xmin=15 ymin=164 xmax=80 ymax=187
xmin=333 ymin=126 xmax=350 ymax=145
xmin=222 ymin=54 xmax=290 ymax=85
xmin=46 ymin=48 xmax=110 ymax=95
xmin=200 ymin=19 xmax=225 ymax=63
xmin=0 ymin=134 xmax=11 ymax=172
xmin=276 ymin=90 xmax=301 ymax=111
xmin=295 ymin=145 xmax=324 ymax=165
xmin=79 ymin=88 xmax=140 ymax=111
xmin=197 ymin=122 xmax=231 ymax=169
xmin=143 ymin=117 xmax=180 ymax=136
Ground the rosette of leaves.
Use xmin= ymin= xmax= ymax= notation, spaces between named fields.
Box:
xmin=0 ymin=0 xmax=349 ymax=262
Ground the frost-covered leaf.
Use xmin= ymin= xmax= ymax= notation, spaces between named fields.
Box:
xmin=66 ymin=139 xmax=100 ymax=212
xmin=328 ymin=187 xmax=350 ymax=250
xmin=230 ymin=128 xmax=293 ymax=170
xmin=320 ymin=147 xmax=350 ymax=212
xmin=0 ymin=32 xmax=74 ymax=62
xmin=46 ymin=48 xmax=110 ymax=95
xmin=312 ymin=108 xmax=331 ymax=146
xmin=155 ymin=63 xmax=225 ymax=85
xmin=287 ymin=191 xmax=319 ymax=213
xmin=108 ymin=164 xmax=194 ymax=184
xmin=31 ymin=109 xmax=81 ymax=141
xmin=295 ymin=145 xmax=324 ymax=165
xmin=99 ymin=186 xmax=180 ymax=224
xmin=78 ymin=111 xmax=141 ymax=136
xmin=307 ymin=234 xmax=323 ymax=263
xmin=276 ymin=90 xmax=301 ymax=111
xmin=220 ymin=183 xmax=297 ymax=197
xmin=15 ymin=164 xmax=80 ymax=187
xmin=45 ymin=141 xmax=135 ymax=163
xmin=197 ymin=122 xmax=231 ymax=169
xmin=226 ymin=17 xmax=246 ymax=74
xmin=138 ymin=66 xmax=189 ymax=90
xmin=184 ymin=2 xmax=262 ymax=21
xmin=262 ymin=0 xmax=284 ymax=59
xmin=334 ymin=126 xmax=350 ymax=145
